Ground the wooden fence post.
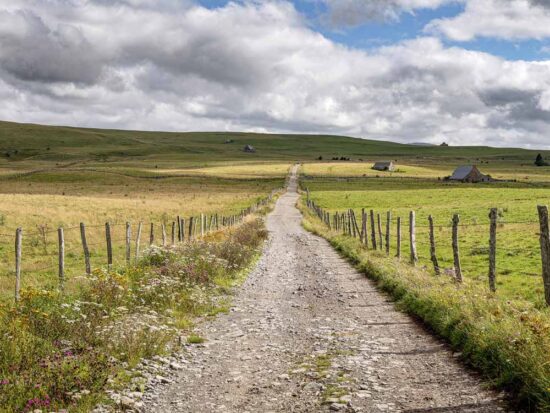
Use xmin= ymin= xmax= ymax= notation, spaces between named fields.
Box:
xmin=177 ymin=216 xmax=182 ymax=242
xmin=409 ymin=211 xmax=418 ymax=265
xmin=15 ymin=228 xmax=22 ymax=303
xmin=135 ymin=222 xmax=142 ymax=263
xmin=201 ymin=213 xmax=205 ymax=237
xmin=370 ymin=210 xmax=377 ymax=250
xmin=189 ymin=217 xmax=194 ymax=241
xmin=162 ymin=223 xmax=167 ymax=247
xmin=181 ymin=217 xmax=189 ymax=242
xmin=537 ymin=205 xmax=550 ymax=306
xmin=361 ymin=209 xmax=367 ymax=247
xmin=105 ymin=222 xmax=113 ymax=270
xmin=58 ymin=227 xmax=65 ymax=291
xmin=126 ymin=222 xmax=131 ymax=265
xmin=428 ymin=215 xmax=440 ymax=275
xmin=488 ymin=208 xmax=497 ymax=292
xmin=452 ymin=214 xmax=462 ymax=282
xmin=396 ymin=217 xmax=401 ymax=259
xmin=171 ymin=222 xmax=176 ymax=245
xmin=80 ymin=223 xmax=91 ymax=275
xmin=149 ymin=223 xmax=154 ymax=246
xmin=385 ymin=211 xmax=391 ymax=255
xmin=377 ymin=213 xmax=383 ymax=251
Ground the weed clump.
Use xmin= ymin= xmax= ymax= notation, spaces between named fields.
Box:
xmin=0 ymin=218 xmax=267 ymax=411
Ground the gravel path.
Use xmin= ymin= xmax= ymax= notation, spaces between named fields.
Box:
xmin=143 ymin=167 xmax=511 ymax=413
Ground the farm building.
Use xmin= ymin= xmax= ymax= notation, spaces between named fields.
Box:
xmin=243 ymin=145 xmax=256 ymax=153
xmin=372 ymin=161 xmax=395 ymax=172
xmin=449 ymin=165 xmax=491 ymax=183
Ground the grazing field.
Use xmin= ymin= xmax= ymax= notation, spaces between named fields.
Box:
xmin=0 ymin=122 xmax=293 ymax=300
xmin=301 ymin=161 xmax=550 ymax=410
xmin=302 ymin=162 xmax=550 ymax=307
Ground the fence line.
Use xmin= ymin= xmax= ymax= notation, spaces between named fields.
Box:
xmin=6 ymin=189 xmax=280 ymax=303
xmin=305 ymin=193 xmax=550 ymax=306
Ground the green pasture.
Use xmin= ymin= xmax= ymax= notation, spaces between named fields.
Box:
xmin=302 ymin=166 xmax=550 ymax=308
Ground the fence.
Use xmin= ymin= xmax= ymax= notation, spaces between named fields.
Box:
xmin=305 ymin=192 xmax=550 ymax=306
xmin=3 ymin=190 xmax=279 ymax=303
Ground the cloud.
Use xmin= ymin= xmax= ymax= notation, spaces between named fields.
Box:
xmin=318 ymin=0 xmax=453 ymax=26
xmin=427 ymin=0 xmax=550 ymax=41
xmin=0 ymin=1 xmax=550 ymax=148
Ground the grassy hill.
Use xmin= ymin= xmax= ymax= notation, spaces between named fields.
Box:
xmin=0 ymin=120 xmax=547 ymax=164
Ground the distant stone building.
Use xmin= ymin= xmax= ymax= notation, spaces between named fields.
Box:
xmin=449 ymin=165 xmax=491 ymax=183
xmin=372 ymin=161 xmax=395 ymax=172
xmin=243 ymin=145 xmax=256 ymax=153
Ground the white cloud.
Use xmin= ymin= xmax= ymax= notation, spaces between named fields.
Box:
xmin=427 ymin=0 xmax=550 ymax=41
xmin=0 ymin=1 xmax=550 ymax=147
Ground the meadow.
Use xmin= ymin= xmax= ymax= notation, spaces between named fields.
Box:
xmin=301 ymin=162 xmax=550 ymax=307
xmin=0 ymin=121 xmax=292 ymax=300
xmin=301 ymin=160 xmax=550 ymax=410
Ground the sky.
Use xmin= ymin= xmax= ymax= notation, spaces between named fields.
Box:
xmin=1 ymin=1 xmax=550 ymax=148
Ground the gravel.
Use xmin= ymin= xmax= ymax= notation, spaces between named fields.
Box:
xmin=138 ymin=167 xmax=512 ymax=413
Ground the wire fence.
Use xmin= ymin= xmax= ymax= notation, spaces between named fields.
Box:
xmin=1 ymin=189 xmax=280 ymax=303
xmin=305 ymin=194 xmax=550 ymax=306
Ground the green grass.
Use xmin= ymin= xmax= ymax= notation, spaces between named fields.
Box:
xmin=0 ymin=218 xmax=268 ymax=412
xmin=302 ymin=170 xmax=550 ymax=306
xmin=301 ymin=204 xmax=550 ymax=412
xmin=186 ymin=334 xmax=205 ymax=344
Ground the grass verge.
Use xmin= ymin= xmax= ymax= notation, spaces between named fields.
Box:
xmin=0 ymin=218 xmax=268 ymax=412
xmin=299 ymin=201 xmax=550 ymax=412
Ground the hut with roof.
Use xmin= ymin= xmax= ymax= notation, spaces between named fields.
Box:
xmin=372 ymin=161 xmax=395 ymax=172
xmin=449 ymin=165 xmax=491 ymax=183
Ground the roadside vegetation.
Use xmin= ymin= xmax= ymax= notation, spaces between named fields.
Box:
xmin=300 ymin=160 xmax=550 ymax=411
xmin=0 ymin=218 xmax=268 ymax=412
xmin=301 ymin=207 xmax=550 ymax=411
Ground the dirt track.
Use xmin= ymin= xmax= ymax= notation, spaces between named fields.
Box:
xmin=143 ymin=166 xmax=510 ymax=413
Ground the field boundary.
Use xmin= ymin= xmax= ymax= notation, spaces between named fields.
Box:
xmin=300 ymin=195 xmax=550 ymax=411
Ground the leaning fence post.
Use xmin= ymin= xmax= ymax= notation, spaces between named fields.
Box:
xmin=15 ymin=227 xmax=22 ymax=303
xmin=58 ymin=227 xmax=65 ymax=291
xmin=452 ymin=214 xmax=462 ymax=282
xmin=105 ymin=222 xmax=113 ymax=270
xmin=80 ymin=222 xmax=91 ymax=275
xmin=409 ymin=211 xmax=418 ymax=265
xmin=135 ymin=222 xmax=142 ymax=263
xmin=537 ymin=205 xmax=550 ymax=305
xmin=126 ymin=222 xmax=131 ymax=265
xmin=370 ymin=210 xmax=377 ymax=249
xmin=385 ymin=211 xmax=391 ymax=255
xmin=428 ymin=215 xmax=440 ymax=275
xmin=396 ymin=217 xmax=401 ymax=259
xmin=488 ymin=208 xmax=497 ymax=292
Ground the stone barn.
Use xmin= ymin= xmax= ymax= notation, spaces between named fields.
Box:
xmin=449 ymin=165 xmax=491 ymax=183
xmin=372 ymin=161 xmax=395 ymax=172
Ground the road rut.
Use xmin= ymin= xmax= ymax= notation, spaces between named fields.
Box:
xmin=143 ymin=168 xmax=510 ymax=413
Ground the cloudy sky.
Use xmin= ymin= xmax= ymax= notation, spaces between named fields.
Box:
xmin=1 ymin=0 xmax=550 ymax=147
